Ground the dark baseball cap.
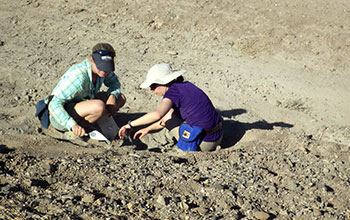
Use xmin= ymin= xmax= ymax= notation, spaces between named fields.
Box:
xmin=92 ymin=50 xmax=115 ymax=72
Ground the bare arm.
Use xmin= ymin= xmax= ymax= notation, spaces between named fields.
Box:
xmin=119 ymin=98 xmax=173 ymax=139
xmin=133 ymin=120 xmax=165 ymax=139
xmin=131 ymin=98 xmax=172 ymax=127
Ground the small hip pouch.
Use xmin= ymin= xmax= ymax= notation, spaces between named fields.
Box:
xmin=176 ymin=123 xmax=204 ymax=151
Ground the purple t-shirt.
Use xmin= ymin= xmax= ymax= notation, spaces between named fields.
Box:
xmin=163 ymin=82 xmax=222 ymax=142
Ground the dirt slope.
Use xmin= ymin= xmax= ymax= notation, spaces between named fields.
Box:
xmin=0 ymin=0 xmax=349 ymax=219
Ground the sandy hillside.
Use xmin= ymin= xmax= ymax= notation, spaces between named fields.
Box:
xmin=1 ymin=0 xmax=350 ymax=219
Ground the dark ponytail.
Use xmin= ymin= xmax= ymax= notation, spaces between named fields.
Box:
xmin=167 ymin=76 xmax=184 ymax=85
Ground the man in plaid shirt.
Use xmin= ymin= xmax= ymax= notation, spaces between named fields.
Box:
xmin=47 ymin=43 xmax=126 ymax=137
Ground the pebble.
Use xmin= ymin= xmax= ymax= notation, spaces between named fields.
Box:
xmin=218 ymin=200 xmax=231 ymax=209
xmin=279 ymin=210 xmax=288 ymax=216
xmin=107 ymin=186 xmax=117 ymax=191
xmin=23 ymin=179 xmax=32 ymax=187
xmin=212 ymin=184 xmax=225 ymax=190
xmin=313 ymin=208 xmax=322 ymax=216
xmin=42 ymin=161 xmax=55 ymax=173
xmin=47 ymin=177 xmax=57 ymax=184
xmin=193 ymin=174 xmax=201 ymax=181
xmin=193 ymin=207 xmax=208 ymax=214
xmin=127 ymin=202 xmax=133 ymax=210
xmin=61 ymin=194 xmax=74 ymax=202
xmin=82 ymin=194 xmax=95 ymax=203
xmin=167 ymin=51 xmax=178 ymax=56
xmin=253 ymin=211 xmax=270 ymax=220
xmin=94 ymin=199 xmax=102 ymax=205
xmin=1 ymin=185 xmax=11 ymax=194
xmin=156 ymin=195 xmax=166 ymax=206
xmin=179 ymin=201 xmax=189 ymax=210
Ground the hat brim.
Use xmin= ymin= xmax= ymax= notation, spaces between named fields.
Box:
xmin=92 ymin=53 xmax=115 ymax=72
xmin=140 ymin=70 xmax=186 ymax=89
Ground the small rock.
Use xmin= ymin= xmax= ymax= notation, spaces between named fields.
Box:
xmin=193 ymin=174 xmax=201 ymax=181
xmin=61 ymin=194 xmax=74 ymax=202
xmin=279 ymin=210 xmax=288 ymax=216
xmin=46 ymin=177 xmax=57 ymax=184
xmin=179 ymin=201 xmax=189 ymax=210
xmin=290 ymin=182 xmax=298 ymax=189
xmin=107 ymin=186 xmax=117 ymax=191
xmin=82 ymin=194 xmax=94 ymax=203
xmin=42 ymin=160 xmax=55 ymax=173
xmin=212 ymin=184 xmax=225 ymax=190
xmin=94 ymin=199 xmax=102 ymax=205
xmin=313 ymin=208 xmax=321 ymax=216
xmin=167 ymin=51 xmax=178 ymax=56
xmin=156 ymin=195 xmax=166 ymax=206
xmin=218 ymin=200 xmax=231 ymax=209
xmin=23 ymin=179 xmax=32 ymax=187
xmin=298 ymin=146 xmax=308 ymax=153
xmin=1 ymin=185 xmax=11 ymax=194
xmin=193 ymin=207 xmax=208 ymax=214
xmin=127 ymin=202 xmax=133 ymax=210
xmin=253 ymin=211 xmax=270 ymax=220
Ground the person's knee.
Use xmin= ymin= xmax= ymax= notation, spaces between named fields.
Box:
xmin=199 ymin=134 xmax=223 ymax=152
xmin=92 ymin=100 xmax=106 ymax=117
xmin=199 ymin=145 xmax=216 ymax=152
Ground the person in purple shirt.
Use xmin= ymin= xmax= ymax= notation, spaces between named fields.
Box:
xmin=119 ymin=63 xmax=223 ymax=151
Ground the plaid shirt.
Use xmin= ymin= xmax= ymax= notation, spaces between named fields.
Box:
xmin=47 ymin=58 xmax=121 ymax=131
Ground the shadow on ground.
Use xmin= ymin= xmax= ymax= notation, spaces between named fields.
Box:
xmin=113 ymin=109 xmax=294 ymax=151
xmin=113 ymin=112 xmax=150 ymax=150
xmin=0 ymin=144 xmax=14 ymax=154
xmin=218 ymin=109 xmax=294 ymax=149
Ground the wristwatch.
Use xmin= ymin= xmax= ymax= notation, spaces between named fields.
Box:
xmin=128 ymin=120 xmax=134 ymax=129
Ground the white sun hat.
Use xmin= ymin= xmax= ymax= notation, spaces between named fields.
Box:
xmin=140 ymin=63 xmax=186 ymax=89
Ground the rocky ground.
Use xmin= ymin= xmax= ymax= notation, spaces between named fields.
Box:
xmin=1 ymin=0 xmax=350 ymax=219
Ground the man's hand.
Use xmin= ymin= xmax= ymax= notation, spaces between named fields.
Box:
xmin=71 ymin=124 xmax=86 ymax=137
